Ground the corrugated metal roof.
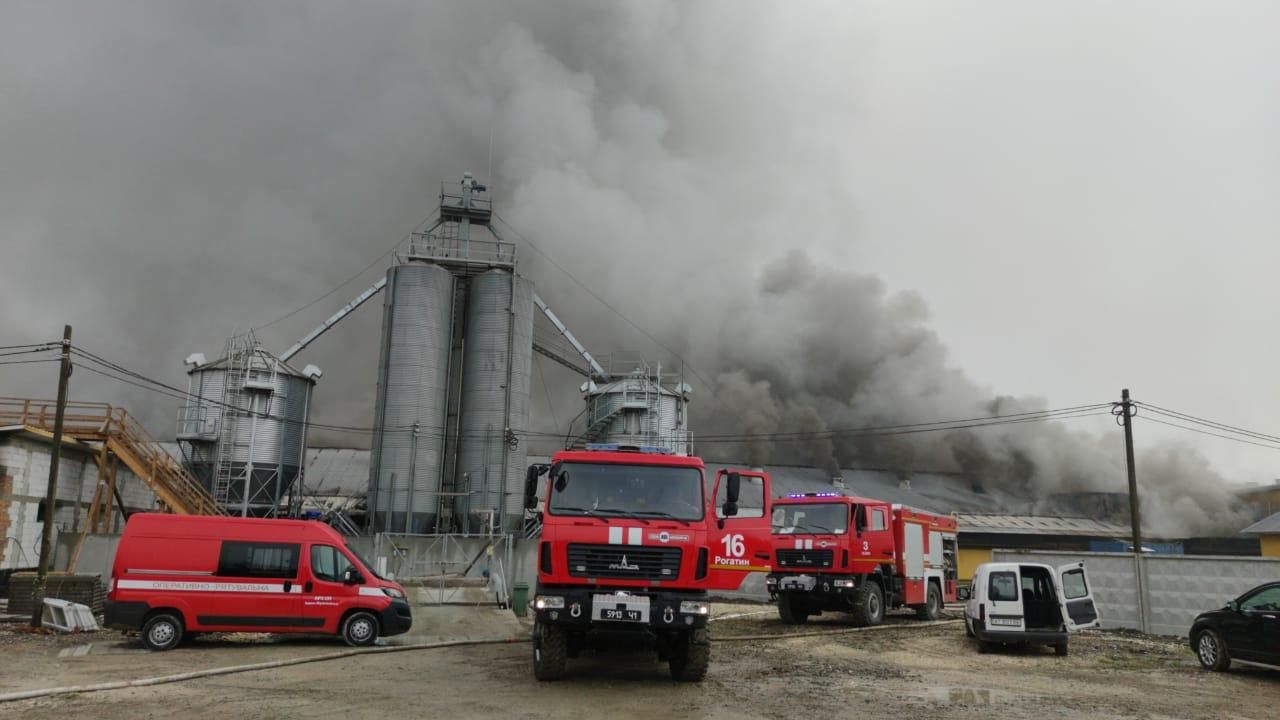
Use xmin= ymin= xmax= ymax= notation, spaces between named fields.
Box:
xmin=1240 ymin=511 xmax=1280 ymax=535
xmin=955 ymin=513 xmax=1131 ymax=537
xmin=303 ymin=447 xmax=370 ymax=497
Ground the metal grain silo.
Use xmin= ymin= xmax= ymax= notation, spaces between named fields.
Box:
xmin=178 ymin=342 xmax=318 ymax=516
xmin=456 ymin=269 xmax=533 ymax=533
xmin=367 ymin=263 xmax=455 ymax=533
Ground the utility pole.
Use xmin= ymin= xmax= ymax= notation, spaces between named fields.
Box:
xmin=1117 ymin=388 xmax=1142 ymax=552
xmin=30 ymin=325 xmax=72 ymax=628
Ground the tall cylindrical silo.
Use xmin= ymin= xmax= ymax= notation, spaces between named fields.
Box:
xmin=456 ymin=270 xmax=533 ymax=533
xmin=368 ymin=263 xmax=455 ymax=533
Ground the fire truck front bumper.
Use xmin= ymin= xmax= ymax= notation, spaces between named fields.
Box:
xmin=766 ymin=573 xmax=869 ymax=600
xmin=531 ymin=587 xmax=710 ymax=631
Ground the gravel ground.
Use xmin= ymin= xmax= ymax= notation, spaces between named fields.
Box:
xmin=3 ymin=605 xmax=1278 ymax=719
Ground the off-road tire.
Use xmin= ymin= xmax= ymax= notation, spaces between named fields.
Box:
xmin=851 ymin=582 xmax=885 ymax=627
xmin=669 ymin=628 xmax=711 ymax=682
xmin=341 ymin=610 xmax=380 ymax=647
xmin=1054 ymin=642 xmax=1069 ymax=657
xmin=1194 ymin=629 xmax=1231 ymax=672
xmin=915 ymin=582 xmax=942 ymax=621
xmin=141 ymin=612 xmax=183 ymax=652
xmin=534 ymin=623 xmax=569 ymax=681
xmin=777 ymin=593 xmax=809 ymax=625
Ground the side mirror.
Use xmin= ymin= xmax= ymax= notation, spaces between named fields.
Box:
xmin=726 ymin=472 xmax=741 ymax=504
xmin=524 ymin=465 xmax=544 ymax=510
xmin=554 ymin=467 xmax=568 ymax=493
xmin=722 ymin=501 xmax=739 ymax=518
xmin=958 ymin=586 xmax=971 ymax=601
xmin=343 ymin=567 xmax=364 ymax=585
xmin=1228 ymin=599 xmax=1240 ymax=612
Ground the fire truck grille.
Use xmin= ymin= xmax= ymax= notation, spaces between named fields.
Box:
xmin=566 ymin=544 xmax=682 ymax=580
xmin=775 ymin=549 xmax=834 ymax=569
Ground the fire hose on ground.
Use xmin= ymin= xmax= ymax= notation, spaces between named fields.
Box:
xmin=0 ymin=616 xmax=961 ymax=704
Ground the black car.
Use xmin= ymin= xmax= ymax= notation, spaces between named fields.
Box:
xmin=1189 ymin=581 xmax=1280 ymax=672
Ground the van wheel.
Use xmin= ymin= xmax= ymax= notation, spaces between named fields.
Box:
xmin=778 ymin=593 xmax=809 ymax=625
xmin=1195 ymin=629 xmax=1231 ymax=672
xmin=341 ymin=611 xmax=380 ymax=647
xmin=533 ymin=623 xmax=568 ymax=681
xmin=916 ymin=583 xmax=942 ymax=621
xmin=669 ymin=628 xmax=710 ymax=682
xmin=851 ymin=583 xmax=884 ymax=627
xmin=142 ymin=613 xmax=184 ymax=652
xmin=1054 ymin=642 xmax=1069 ymax=657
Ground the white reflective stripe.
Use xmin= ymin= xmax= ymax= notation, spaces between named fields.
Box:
xmin=608 ymin=527 xmax=623 ymax=544
xmin=628 ymin=528 xmax=643 ymax=546
xmin=116 ymin=579 xmax=299 ymax=593
xmin=358 ymin=587 xmax=386 ymax=597
xmin=126 ymin=569 xmax=214 ymax=576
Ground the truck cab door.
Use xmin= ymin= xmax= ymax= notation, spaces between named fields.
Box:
xmin=1056 ymin=562 xmax=1100 ymax=631
xmin=705 ymin=469 xmax=773 ymax=590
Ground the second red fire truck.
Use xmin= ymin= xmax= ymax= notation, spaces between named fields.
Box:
xmin=767 ymin=492 xmax=959 ymax=625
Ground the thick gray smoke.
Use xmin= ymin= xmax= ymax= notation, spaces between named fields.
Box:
xmin=0 ymin=2 xmax=1266 ymax=537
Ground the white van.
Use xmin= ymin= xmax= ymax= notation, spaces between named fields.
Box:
xmin=960 ymin=561 xmax=1100 ymax=656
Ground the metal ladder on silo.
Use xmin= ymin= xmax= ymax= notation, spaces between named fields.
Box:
xmin=211 ymin=335 xmax=249 ymax=509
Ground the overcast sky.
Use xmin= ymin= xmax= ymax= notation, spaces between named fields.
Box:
xmin=2 ymin=1 xmax=1278 ymax=490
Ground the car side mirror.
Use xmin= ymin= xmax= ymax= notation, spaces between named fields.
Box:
xmin=1228 ymin=599 xmax=1240 ymax=612
xmin=343 ymin=567 xmax=364 ymax=585
xmin=554 ymin=469 xmax=568 ymax=493
xmin=722 ymin=500 xmax=739 ymax=518
xmin=958 ymin=586 xmax=971 ymax=601
xmin=726 ymin=472 xmax=741 ymax=504
xmin=524 ymin=465 xmax=544 ymax=510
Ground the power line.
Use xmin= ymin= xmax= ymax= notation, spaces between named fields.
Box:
xmin=1136 ymin=402 xmax=1280 ymax=446
xmin=692 ymin=403 xmax=1113 ymax=441
xmin=0 ymin=347 xmax=58 ymax=359
xmin=253 ymin=211 xmax=438 ymax=332
xmin=690 ymin=408 xmax=1113 ymax=445
xmin=0 ymin=358 xmax=60 ymax=367
xmin=1138 ymin=414 xmax=1280 ymax=452
xmin=493 ymin=212 xmax=712 ymax=389
xmin=0 ymin=342 xmax=58 ymax=351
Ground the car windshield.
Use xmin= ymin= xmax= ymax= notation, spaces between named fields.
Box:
xmin=345 ymin=542 xmax=385 ymax=581
xmin=771 ymin=503 xmax=847 ymax=534
xmin=547 ymin=462 xmax=704 ymax=521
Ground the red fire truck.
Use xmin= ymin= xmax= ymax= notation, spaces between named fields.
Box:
xmin=523 ymin=445 xmax=772 ymax=682
xmin=766 ymin=492 xmax=958 ymax=626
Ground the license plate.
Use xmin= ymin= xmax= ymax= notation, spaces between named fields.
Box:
xmin=989 ymin=616 xmax=1022 ymax=627
xmin=593 ymin=593 xmax=650 ymax=623
xmin=780 ymin=575 xmax=816 ymax=591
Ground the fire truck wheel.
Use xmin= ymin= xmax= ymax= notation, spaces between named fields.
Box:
xmin=533 ymin=623 xmax=568 ymax=681
xmin=669 ymin=628 xmax=710 ymax=682
xmin=141 ymin=612 xmax=184 ymax=652
xmin=341 ymin=611 xmax=380 ymax=647
xmin=851 ymin=583 xmax=884 ymax=627
xmin=777 ymin=593 xmax=809 ymax=625
xmin=915 ymin=583 xmax=942 ymax=621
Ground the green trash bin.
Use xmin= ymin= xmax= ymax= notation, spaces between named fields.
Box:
xmin=511 ymin=582 xmax=530 ymax=618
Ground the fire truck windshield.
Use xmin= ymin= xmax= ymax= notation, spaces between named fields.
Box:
xmin=771 ymin=503 xmax=848 ymax=535
xmin=548 ymin=462 xmax=705 ymax=521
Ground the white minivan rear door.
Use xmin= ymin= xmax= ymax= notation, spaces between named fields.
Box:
xmin=1056 ymin=562 xmax=1100 ymax=631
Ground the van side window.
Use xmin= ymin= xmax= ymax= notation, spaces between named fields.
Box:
xmin=311 ymin=545 xmax=354 ymax=583
xmin=988 ymin=571 xmax=1018 ymax=601
xmin=217 ymin=541 xmax=299 ymax=579
xmin=870 ymin=508 xmax=887 ymax=532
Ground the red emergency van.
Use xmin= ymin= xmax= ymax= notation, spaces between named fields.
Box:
xmin=104 ymin=513 xmax=411 ymax=650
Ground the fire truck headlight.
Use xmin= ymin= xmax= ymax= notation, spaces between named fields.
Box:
xmin=534 ymin=595 xmax=565 ymax=610
xmin=679 ymin=601 xmax=710 ymax=616
xmin=833 ymin=579 xmax=855 ymax=588
xmin=381 ymin=587 xmax=406 ymax=600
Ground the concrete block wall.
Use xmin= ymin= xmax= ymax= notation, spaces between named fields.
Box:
xmin=2 ymin=434 xmax=157 ymax=570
